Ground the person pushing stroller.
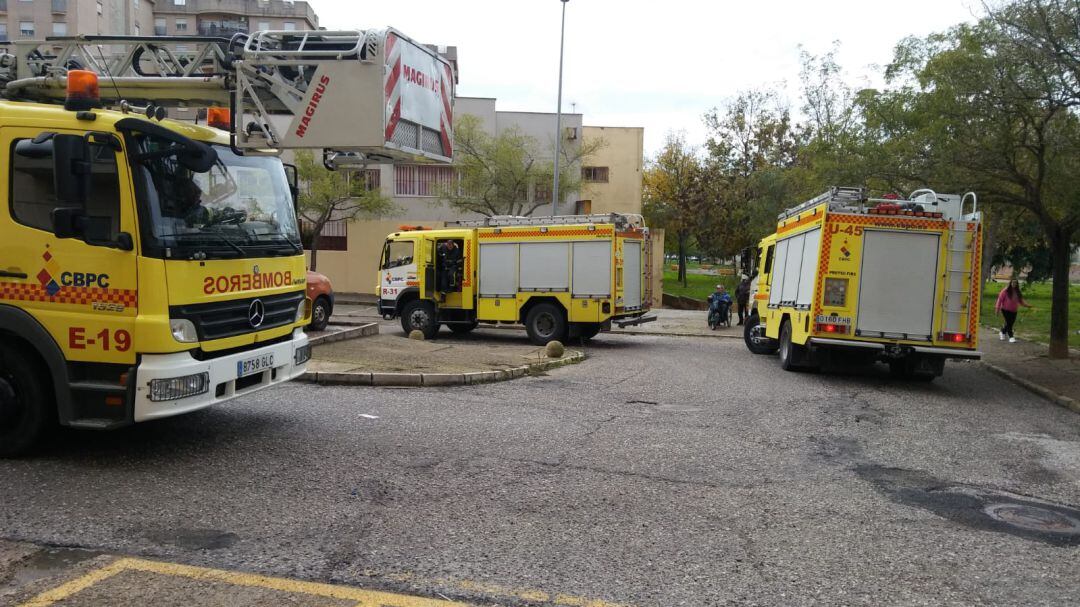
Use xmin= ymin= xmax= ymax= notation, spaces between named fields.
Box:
xmin=707 ymin=284 xmax=733 ymax=330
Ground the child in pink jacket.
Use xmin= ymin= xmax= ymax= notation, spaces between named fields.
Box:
xmin=995 ymin=279 xmax=1032 ymax=343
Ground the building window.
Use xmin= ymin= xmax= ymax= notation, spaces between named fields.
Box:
xmin=394 ymin=165 xmax=456 ymax=197
xmin=173 ymin=0 xmax=185 ymax=5
xmin=582 ymin=166 xmax=609 ymax=183
xmin=11 ymin=137 xmax=121 ymax=236
xmin=301 ymin=219 xmax=348 ymax=251
xmin=52 ymin=21 xmax=65 ymax=36
xmin=19 ymin=21 xmax=33 ymax=37
xmin=132 ymin=0 xmax=138 ymax=8
xmin=283 ymin=21 xmax=296 ymax=31
xmin=257 ymin=21 xmax=270 ymax=31
xmin=154 ymin=17 xmax=166 ymax=35
xmin=97 ymin=1 xmax=102 ymax=14
xmin=175 ymin=18 xmax=187 ymax=32
xmin=0 ymin=24 xmax=8 ymax=42
xmin=175 ymin=44 xmax=188 ymax=52
xmin=533 ymin=181 xmax=552 ymax=203
xmin=575 ymin=199 xmax=593 ymax=215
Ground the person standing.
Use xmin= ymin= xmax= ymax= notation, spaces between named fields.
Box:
xmin=995 ymin=278 xmax=1033 ymax=343
xmin=734 ymin=275 xmax=751 ymax=325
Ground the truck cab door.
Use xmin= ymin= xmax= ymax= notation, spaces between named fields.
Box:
xmin=379 ymin=237 xmax=418 ymax=312
xmin=0 ymin=127 xmax=139 ymax=366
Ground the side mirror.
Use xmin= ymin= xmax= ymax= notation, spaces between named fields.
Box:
xmin=282 ymin=163 xmax=299 ymax=211
xmin=53 ymin=134 xmax=92 ymax=205
xmin=51 ymin=207 xmax=86 ymax=239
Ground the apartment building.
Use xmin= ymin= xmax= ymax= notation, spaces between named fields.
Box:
xmin=0 ymin=0 xmax=316 ymax=44
xmin=0 ymin=0 xmax=155 ymax=41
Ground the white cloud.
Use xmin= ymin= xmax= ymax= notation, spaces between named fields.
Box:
xmin=311 ymin=0 xmax=982 ymax=155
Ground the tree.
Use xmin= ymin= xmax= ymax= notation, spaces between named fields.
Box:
xmin=295 ymin=150 xmax=396 ymax=272
xmin=643 ymin=132 xmax=707 ymax=287
xmin=702 ymin=90 xmax=806 ymax=255
xmin=439 ymin=114 xmax=604 ymax=217
xmin=871 ymin=2 xmax=1080 ymax=358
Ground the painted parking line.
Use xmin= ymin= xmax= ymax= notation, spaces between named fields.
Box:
xmin=18 ymin=557 xmax=469 ymax=607
xmin=17 ymin=556 xmax=635 ymax=607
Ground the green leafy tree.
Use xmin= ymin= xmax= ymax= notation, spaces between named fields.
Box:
xmin=865 ymin=2 xmax=1080 ymax=358
xmin=643 ymin=132 xmax=707 ymax=286
xmin=439 ymin=114 xmax=603 ymax=217
xmin=295 ymin=150 xmax=396 ymax=272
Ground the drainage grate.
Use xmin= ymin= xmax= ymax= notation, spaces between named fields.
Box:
xmin=983 ymin=503 xmax=1080 ymax=535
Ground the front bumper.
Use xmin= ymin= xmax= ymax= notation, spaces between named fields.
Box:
xmin=132 ymin=328 xmax=309 ymax=422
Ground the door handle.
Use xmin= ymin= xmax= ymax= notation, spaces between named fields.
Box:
xmin=0 ymin=269 xmax=28 ymax=279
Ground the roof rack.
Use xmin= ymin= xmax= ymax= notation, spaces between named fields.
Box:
xmin=446 ymin=213 xmax=645 ymax=230
xmin=778 ymin=186 xmax=866 ymax=221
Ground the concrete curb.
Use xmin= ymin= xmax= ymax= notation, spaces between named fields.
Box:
xmin=306 ymin=322 xmax=379 ymax=346
xmin=980 ymin=361 xmax=1080 ymax=415
xmin=300 ymin=350 xmax=585 ymax=387
xmin=609 ymin=328 xmax=742 ymax=339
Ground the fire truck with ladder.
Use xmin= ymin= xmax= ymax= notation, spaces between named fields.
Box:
xmin=743 ymin=187 xmax=983 ymax=380
xmin=0 ymin=29 xmax=455 ymax=455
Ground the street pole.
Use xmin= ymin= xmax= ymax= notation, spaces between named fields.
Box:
xmin=552 ymin=0 xmax=569 ymax=217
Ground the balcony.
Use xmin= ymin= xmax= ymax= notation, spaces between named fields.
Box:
xmin=51 ymin=0 xmax=66 ymax=14
xmin=198 ymin=21 xmax=247 ymax=37
xmin=158 ymin=0 xmax=318 ymax=27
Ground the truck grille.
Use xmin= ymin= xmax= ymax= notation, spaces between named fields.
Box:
xmin=171 ymin=291 xmax=304 ymax=341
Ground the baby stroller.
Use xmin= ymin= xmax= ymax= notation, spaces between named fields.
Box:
xmin=707 ymin=293 xmax=733 ymax=330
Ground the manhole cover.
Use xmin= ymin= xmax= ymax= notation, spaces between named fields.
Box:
xmin=983 ymin=503 xmax=1080 ymax=534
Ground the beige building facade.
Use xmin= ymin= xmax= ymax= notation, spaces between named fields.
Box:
xmin=579 ymin=126 xmax=644 ymax=216
xmin=0 ymin=0 xmax=316 ymax=44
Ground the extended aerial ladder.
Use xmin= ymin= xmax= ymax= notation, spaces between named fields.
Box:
xmin=0 ymin=28 xmax=455 ymax=166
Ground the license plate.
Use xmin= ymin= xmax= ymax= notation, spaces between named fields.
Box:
xmin=237 ymin=353 xmax=274 ymax=378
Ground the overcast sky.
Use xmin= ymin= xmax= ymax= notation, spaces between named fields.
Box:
xmin=314 ymin=0 xmax=983 ymax=156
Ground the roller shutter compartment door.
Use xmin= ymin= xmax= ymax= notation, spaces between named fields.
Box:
xmin=856 ymin=230 xmax=940 ymax=340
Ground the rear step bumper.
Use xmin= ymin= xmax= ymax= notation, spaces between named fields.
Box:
xmin=809 ymin=337 xmax=981 ymax=360
xmin=614 ymin=313 xmax=657 ymax=328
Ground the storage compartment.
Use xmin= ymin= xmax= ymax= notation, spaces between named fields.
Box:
xmin=572 ymin=241 xmax=612 ymax=297
xmin=856 ymin=230 xmax=940 ymax=340
xmin=623 ymin=240 xmax=643 ymax=309
xmin=519 ymin=242 xmax=569 ymax=291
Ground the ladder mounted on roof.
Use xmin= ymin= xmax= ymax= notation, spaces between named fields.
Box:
xmin=446 ymin=213 xmax=647 ymax=231
xmin=0 ymin=28 xmax=455 ymax=164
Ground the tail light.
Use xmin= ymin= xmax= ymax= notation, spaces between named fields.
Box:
xmin=815 ymin=323 xmax=849 ymax=335
xmin=941 ymin=332 xmax=969 ymax=343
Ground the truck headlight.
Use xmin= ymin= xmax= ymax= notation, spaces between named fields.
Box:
xmin=149 ymin=372 xmax=209 ymax=402
xmin=296 ymin=299 xmax=307 ymax=322
xmin=170 ymin=319 xmax=198 ymax=343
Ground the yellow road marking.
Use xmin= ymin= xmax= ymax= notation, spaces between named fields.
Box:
xmin=16 ymin=559 xmax=130 ymax=607
xmin=19 ymin=557 xmax=468 ymax=607
xmin=382 ymin=571 xmax=634 ymax=607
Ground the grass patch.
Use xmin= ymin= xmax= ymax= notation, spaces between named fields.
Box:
xmin=662 ymin=268 xmax=739 ymax=301
xmin=979 ymin=281 xmax=1080 ymax=348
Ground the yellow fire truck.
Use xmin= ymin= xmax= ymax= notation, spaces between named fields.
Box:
xmin=743 ymin=187 xmax=983 ymax=380
xmin=377 ymin=214 xmax=656 ymax=345
xmin=0 ymin=29 xmax=454 ymax=454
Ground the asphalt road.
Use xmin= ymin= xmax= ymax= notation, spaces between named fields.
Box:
xmin=3 ymin=329 xmax=1080 ymax=606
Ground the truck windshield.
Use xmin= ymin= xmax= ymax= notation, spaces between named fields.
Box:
xmin=131 ymin=135 xmax=301 ymax=259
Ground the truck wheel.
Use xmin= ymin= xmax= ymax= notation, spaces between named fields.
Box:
xmin=578 ymin=323 xmax=602 ymax=341
xmin=778 ymin=318 xmax=809 ymax=372
xmin=525 ymin=303 xmax=567 ymax=345
xmin=401 ymin=300 xmax=439 ymax=339
xmin=448 ymin=322 xmax=478 ymax=335
xmin=309 ymin=296 xmax=331 ymax=331
xmin=0 ymin=343 xmax=53 ymax=457
xmin=744 ymin=313 xmax=778 ymax=355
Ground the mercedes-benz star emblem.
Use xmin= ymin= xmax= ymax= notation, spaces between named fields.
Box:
xmin=248 ymin=299 xmax=266 ymax=328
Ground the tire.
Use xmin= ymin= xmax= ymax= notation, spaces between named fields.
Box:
xmin=525 ymin=303 xmax=567 ymax=346
xmin=401 ymin=300 xmax=439 ymax=339
xmin=744 ymin=313 xmax=779 ymax=355
xmin=448 ymin=322 xmax=478 ymax=335
xmin=578 ymin=323 xmax=602 ymax=341
xmin=778 ymin=318 xmax=809 ymax=372
xmin=0 ymin=343 xmax=53 ymax=457
xmin=309 ymin=296 xmax=331 ymax=331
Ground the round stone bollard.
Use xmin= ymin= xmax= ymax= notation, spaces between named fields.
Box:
xmin=545 ymin=340 xmax=565 ymax=359
xmin=408 ymin=329 xmax=425 ymax=341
